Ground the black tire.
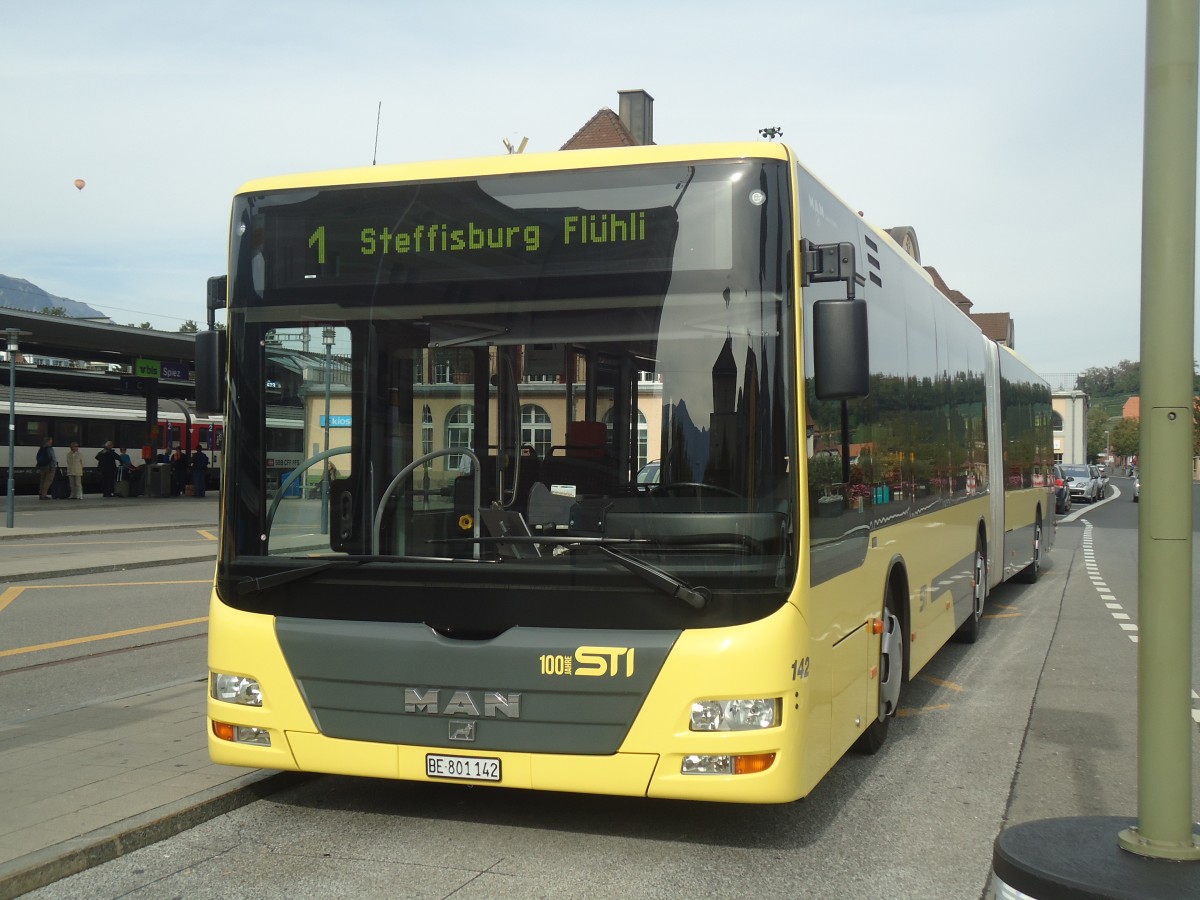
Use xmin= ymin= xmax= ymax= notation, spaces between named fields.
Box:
xmin=1016 ymin=514 xmax=1042 ymax=584
xmin=854 ymin=581 xmax=903 ymax=754
xmin=954 ymin=536 xmax=987 ymax=643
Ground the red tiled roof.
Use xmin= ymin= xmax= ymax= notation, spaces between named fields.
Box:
xmin=924 ymin=266 xmax=973 ymax=313
xmin=971 ymin=312 xmax=1015 ymax=347
xmin=1123 ymin=397 xmax=1140 ymax=419
xmin=925 ymin=265 xmax=1013 ymax=345
xmin=560 ymin=108 xmax=637 ymax=151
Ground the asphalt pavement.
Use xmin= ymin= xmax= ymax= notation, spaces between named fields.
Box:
xmin=0 ymin=492 xmax=301 ymax=900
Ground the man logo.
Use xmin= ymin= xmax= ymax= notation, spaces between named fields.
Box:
xmin=404 ymin=688 xmax=521 ymax=719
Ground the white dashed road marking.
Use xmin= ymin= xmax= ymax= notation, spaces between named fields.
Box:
xmin=1079 ymin=518 xmax=1197 ymax=724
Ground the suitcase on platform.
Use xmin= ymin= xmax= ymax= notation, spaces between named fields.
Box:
xmin=50 ymin=468 xmax=70 ymax=500
xmin=114 ymin=480 xmax=130 ymax=498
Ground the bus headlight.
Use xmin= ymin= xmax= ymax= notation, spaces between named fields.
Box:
xmin=690 ymin=698 xmax=779 ymax=731
xmin=211 ymin=721 xmax=272 ymax=747
xmin=681 ymin=753 xmax=776 ymax=775
xmin=211 ymin=672 xmax=263 ymax=707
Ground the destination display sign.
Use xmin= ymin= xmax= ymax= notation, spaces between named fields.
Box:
xmin=252 ymin=180 xmax=683 ymax=291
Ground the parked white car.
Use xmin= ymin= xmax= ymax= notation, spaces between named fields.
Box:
xmin=1062 ymin=464 xmax=1100 ymax=503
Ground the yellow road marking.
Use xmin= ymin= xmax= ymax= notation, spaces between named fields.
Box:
xmin=897 ymin=704 xmax=951 ymax=717
xmin=17 ymin=580 xmax=211 ymax=590
xmin=920 ymin=675 xmax=963 ymax=692
xmin=0 ymin=617 xmax=208 ymax=658
xmin=0 ymin=587 xmax=26 ymax=615
xmin=985 ymin=612 xmax=1024 ymax=619
xmin=17 ymin=539 xmax=214 ymax=547
xmin=197 ymin=530 xmax=217 ymax=541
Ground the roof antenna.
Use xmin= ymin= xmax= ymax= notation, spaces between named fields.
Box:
xmin=372 ymin=101 xmax=382 ymax=165
xmin=759 ymin=127 xmax=783 ymax=141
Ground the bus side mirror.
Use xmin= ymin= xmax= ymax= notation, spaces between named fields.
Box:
xmin=196 ymin=275 xmax=227 ymax=415
xmin=206 ymin=275 xmax=227 ymax=312
xmin=195 ymin=328 xmax=226 ymax=415
xmin=813 ymin=298 xmax=869 ymax=400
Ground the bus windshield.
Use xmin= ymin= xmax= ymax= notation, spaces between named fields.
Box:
xmin=218 ymin=158 xmax=796 ymax=629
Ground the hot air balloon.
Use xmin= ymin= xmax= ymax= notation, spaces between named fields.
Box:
xmin=74 ymin=179 xmax=86 ymax=191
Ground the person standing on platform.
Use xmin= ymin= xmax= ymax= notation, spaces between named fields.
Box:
xmin=169 ymin=444 xmax=189 ymax=496
xmin=35 ymin=436 xmax=57 ymax=500
xmin=191 ymin=447 xmax=209 ymax=497
xmin=66 ymin=442 xmax=84 ymax=499
xmin=95 ymin=441 xmax=120 ymax=498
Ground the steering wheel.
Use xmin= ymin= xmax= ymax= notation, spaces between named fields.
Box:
xmin=649 ymin=481 xmax=741 ymax=499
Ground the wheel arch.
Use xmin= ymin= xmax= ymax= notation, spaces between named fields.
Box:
xmin=885 ymin=555 xmax=912 ymax=684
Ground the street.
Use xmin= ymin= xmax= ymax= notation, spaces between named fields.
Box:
xmin=0 ymin=560 xmax=212 ymax=721
xmin=5 ymin=477 xmax=1198 ymax=899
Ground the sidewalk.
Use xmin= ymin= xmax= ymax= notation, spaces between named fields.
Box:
xmin=0 ymin=493 xmax=222 ymax=582
xmin=0 ymin=493 xmax=298 ymax=899
xmin=0 ymin=491 xmax=218 ymax=542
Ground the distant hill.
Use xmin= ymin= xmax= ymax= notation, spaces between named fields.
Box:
xmin=0 ymin=274 xmax=108 ymax=320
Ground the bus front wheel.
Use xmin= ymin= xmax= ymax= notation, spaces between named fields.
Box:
xmin=854 ymin=581 xmax=903 ymax=754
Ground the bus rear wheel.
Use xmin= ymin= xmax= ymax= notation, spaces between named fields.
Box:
xmin=954 ymin=536 xmax=987 ymax=644
xmin=1016 ymin=514 xmax=1042 ymax=584
xmin=854 ymin=582 xmax=903 ymax=754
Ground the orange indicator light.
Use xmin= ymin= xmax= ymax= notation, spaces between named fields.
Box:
xmin=733 ymin=753 xmax=776 ymax=775
xmin=212 ymin=721 xmax=236 ymax=742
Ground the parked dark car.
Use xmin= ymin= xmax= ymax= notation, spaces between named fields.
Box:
xmin=1053 ymin=463 xmax=1072 ymax=515
xmin=1062 ymin=463 xmax=1100 ymax=503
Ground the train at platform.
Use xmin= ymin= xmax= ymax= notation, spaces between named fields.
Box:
xmin=1 ymin=386 xmax=303 ymax=494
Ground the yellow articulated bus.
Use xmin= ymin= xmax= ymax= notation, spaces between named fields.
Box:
xmin=198 ymin=142 xmax=1053 ymax=803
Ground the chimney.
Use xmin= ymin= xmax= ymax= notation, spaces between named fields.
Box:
xmin=618 ymin=89 xmax=654 ymax=145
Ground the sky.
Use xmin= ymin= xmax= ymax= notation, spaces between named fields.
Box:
xmin=0 ymin=1 xmax=1171 ymax=385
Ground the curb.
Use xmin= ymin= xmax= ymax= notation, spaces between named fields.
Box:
xmin=0 ymin=771 xmax=310 ymax=900
xmin=0 ymin=523 xmax=217 ymax=543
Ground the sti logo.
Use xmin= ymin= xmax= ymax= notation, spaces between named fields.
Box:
xmin=538 ymin=646 xmax=635 ymax=678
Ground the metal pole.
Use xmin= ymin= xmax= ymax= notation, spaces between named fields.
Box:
xmin=6 ymin=330 xmax=16 ymax=529
xmin=1119 ymin=0 xmax=1200 ymax=861
xmin=321 ymin=328 xmax=333 ymax=536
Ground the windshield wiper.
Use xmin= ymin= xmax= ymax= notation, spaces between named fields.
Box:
xmin=586 ymin=543 xmax=710 ymax=610
xmin=451 ymin=535 xmax=710 ymax=610
xmin=235 ymin=560 xmax=351 ymax=596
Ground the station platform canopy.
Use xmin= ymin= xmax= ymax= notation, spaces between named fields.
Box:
xmin=0 ymin=307 xmax=200 ymax=399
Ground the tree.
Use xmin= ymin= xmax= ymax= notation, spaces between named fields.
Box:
xmin=39 ymin=306 xmax=68 ymax=317
xmin=1195 ymin=397 xmax=1200 ymax=458
xmin=1110 ymin=417 xmax=1139 ymax=459
xmin=1077 ymin=359 xmax=1200 ymax=396
xmin=178 ymin=320 xmax=199 ymax=333
xmin=1086 ymin=406 xmax=1110 ymax=462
